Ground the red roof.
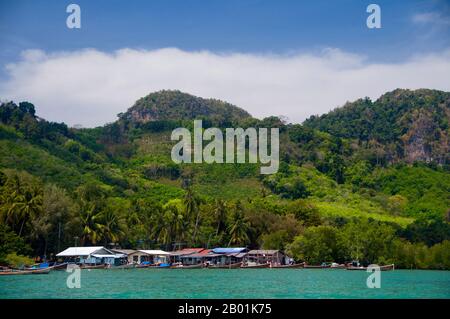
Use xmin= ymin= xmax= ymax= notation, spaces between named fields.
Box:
xmin=181 ymin=249 xmax=217 ymax=258
xmin=196 ymin=249 xmax=212 ymax=255
xmin=169 ymin=248 xmax=205 ymax=256
xmin=180 ymin=248 xmax=204 ymax=253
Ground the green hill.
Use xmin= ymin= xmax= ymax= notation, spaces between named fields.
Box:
xmin=1 ymin=89 xmax=449 ymax=269
xmin=118 ymin=90 xmax=252 ymax=126
xmin=303 ymin=89 xmax=450 ymax=165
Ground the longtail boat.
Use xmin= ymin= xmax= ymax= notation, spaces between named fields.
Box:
xmin=51 ymin=263 xmax=69 ymax=270
xmin=80 ymin=264 xmax=107 ymax=269
xmin=303 ymin=264 xmax=331 ymax=269
xmin=170 ymin=263 xmax=204 ymax=269
xmin=270 ymin=263 xmax=304 ymax=269
xmin=208 ymin=262 xmax=242 ymax=269
xmin=241 ymin=263 xmax=270 ymax=269
xmin=346 ymin=264 xmax=395 ymax=271
xmin=330 ymin=264 xmax=346 ymax=269
xmin=154 ymin=263 xmax=171 ymax=268
xmin=109 ymin=264 xmax=137 ymax=270
xmin=0 ymin=268 xmax=51 ymax=275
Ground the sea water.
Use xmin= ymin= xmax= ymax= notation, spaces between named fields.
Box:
xmin=0 ymin=269 xmax=449 ymax=299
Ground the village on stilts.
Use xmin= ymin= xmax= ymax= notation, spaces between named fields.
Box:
xmin=0 ymin=245 xmax=394 ymax=275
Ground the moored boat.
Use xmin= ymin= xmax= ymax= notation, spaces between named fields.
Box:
xmin=208 ymin=262 xmax=242 ymax=269
xmin=241 ymin=263 xmax=270 ymax=269
xmin=109 ymin=263 xmax=137 ymax=270
xmin=0 ymin=267 xmax=51 ymax=275
xmin=346 ymin=264 xmax=395 ymax=271
xmin=25 ymin=262 xmax=69 ymax=271
xmin=51 ymin=263 xmax=69 ymax=270
xmin=380 ymin=264 xmax=395 ymax=271
xmin=170 ymin=263 xmax=204 ymax=269
xmin=80 ymin=263 xmax=107 ymax=269
xmin=154 ymin=263 xmax=171 ymax=268
xmin=270 ymin=263 xmax=304 ymax=269
xmin=330 ymin=263 xmax=346 ymax=269
xmin=303 ymin=263 xmax=331 ymax=269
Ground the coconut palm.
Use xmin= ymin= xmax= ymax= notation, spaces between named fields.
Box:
xmin=159 ymin=199 xmax=188 ymax=249
xmin=18 ymin=185 xmax=43 ymax=236
xmin=6 ymin=183 xmax=43 ymax=237
xmin=214 ymin=199 xmax=227 ymax=236
xmin=3 ymin=174 xmax=25 ymax=227
xmin=227 ymin=201 xmax=249 ymax=246
xmin=79 ymin=201 xmax=103 ymax=245
xmin=100 ymin=209 xmax=124 ymax=245
xmin=184 ymin=187 xmax=201 ymax=244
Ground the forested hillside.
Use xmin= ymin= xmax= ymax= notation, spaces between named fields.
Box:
xmin=1 ymin=89 xmax=449 ymax=269
xmin=304 ymin=89 xmax=450 ymax=164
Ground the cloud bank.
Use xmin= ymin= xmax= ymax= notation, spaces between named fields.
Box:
xmin=1 ymin=48 xmax=450 ymax=127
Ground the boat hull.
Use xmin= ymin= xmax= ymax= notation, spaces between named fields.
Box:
xmin=241 ymin=263 xmax=270 ymax=269
xmin=110 ymin=264 xmax=137 ymax=270
xmin=170 ymin=264 xmax=203 ymax=269
xmin=303 ymin=265 xmax=331 ymax=269
xmin=0 ymin=268 xmax=51 ymax=275
xmin=80 ymin=264 xmax=107 ymax=270
xmin=208 ymin=262 xmax=242 ymax=269
xmin=346 ymin=264 xmax=395 ymax=271
xmin=270 ymin=263 xmax=304 ymax=269
xmin=330 ymin=265 xmax=346 ymax=269
xmin=51 ymin=263 xmax=69 ymax=270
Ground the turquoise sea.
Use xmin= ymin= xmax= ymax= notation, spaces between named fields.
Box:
xmin=0 ymin=269 xmax=449 ymax=299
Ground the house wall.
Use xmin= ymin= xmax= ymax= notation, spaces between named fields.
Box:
xmin=245 ymin=252 xmax=285 ymax=264
xmin=128 ymin=252 xmax=168 ymax=264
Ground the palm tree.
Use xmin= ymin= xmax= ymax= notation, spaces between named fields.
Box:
xmin=3 ymin=174 xmax=24 ymax=228
xmin=214 ymin=199 xmax=227 ymax=237
xmin=160 ymin=209 xmax=175 ymax=249
xmin=101 ymin=210 xmax=124 ymax=245
xmin=159 ymin=200 xmax=188 ymax=250
xmin=126 ymin=206 xmax=141 ymax=226
xmin=184 ymin=187 xmax=200 ymax=244
xmin=6 ymin=183 xmax=43 ymax=237
xmin=227 ymin=201 xmax=249 ymax=246
xmin=17 ymin=185 xmax=43 ymax=236
xmin=79 ymin=201 xmax=103 ymax=245
xmin=173 ymin=209 xmax=188 ymax=244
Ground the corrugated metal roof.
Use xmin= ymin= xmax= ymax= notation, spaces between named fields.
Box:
xmin=247 ymin=250 xmax=281 ymax=255
xmin=169 ymin=248 xmax=204 ymax=256
xmin=181 ymin=249 xmax=219 ymax=258
xmin=111 ymin=249 xmax=136 ymax=255
xmin=56 ymin=246 xmax=113 ymax=257
xmin=138 ymin=250 xmax=170 ymax=255
xmin=92 ymin=254 xmax=126 ymax=258
xmin=212 ymin=248 xmax=247 ymax=254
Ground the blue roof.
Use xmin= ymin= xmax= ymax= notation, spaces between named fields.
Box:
xmin=212 ymin=248 xmax=247 ymax=254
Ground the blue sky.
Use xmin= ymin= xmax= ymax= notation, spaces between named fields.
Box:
xmin=1 ymin=0 xmax=449 ymax=65
xmin=0 ymin=0 xmax=449 ymax=126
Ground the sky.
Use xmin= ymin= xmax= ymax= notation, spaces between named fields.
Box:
xmin=0 ymin=0 xmax=449 ymax=127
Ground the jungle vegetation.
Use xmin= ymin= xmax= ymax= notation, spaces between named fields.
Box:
xmin=0 ymin=89 xmax=449 ymax=269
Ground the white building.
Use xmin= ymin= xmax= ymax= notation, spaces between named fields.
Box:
xmin=128 ymin=250 xmax=170 ymax=264
xmin=56 ymin=246 xmax=126 ymax=265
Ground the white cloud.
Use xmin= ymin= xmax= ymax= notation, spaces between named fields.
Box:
xmin=1 ymin=47 xmax=450 ymax=127
xmin=412 ymin=12 xmax=450 ymax=26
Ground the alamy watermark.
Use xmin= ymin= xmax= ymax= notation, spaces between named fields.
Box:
xmin=66 ymin=4 xmax=81 ymax=29
xmin=171 ymin=120 xmax=279 ymax=174
xmin=367 ymin=4 xmax=381 ymax=29
xmin=66 ymin=264 xmax=81 ymax=289
xmin=66 ymin=4 xmax=380 ymax=30
xmin=366 ymin=264 xmax=381 ymax=288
